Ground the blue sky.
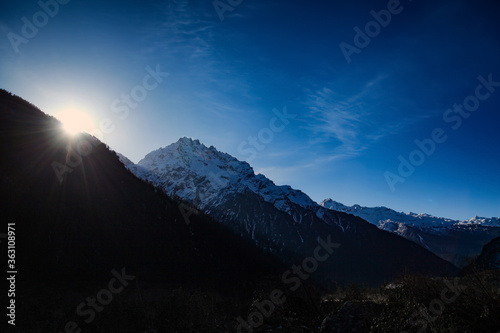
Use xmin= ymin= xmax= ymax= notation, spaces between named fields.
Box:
xmin=1 ymin=0 xmax=499 ymax=220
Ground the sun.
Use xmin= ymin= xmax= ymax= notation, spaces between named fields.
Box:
xmin=55 ymin=109 xmax=96 ymax=136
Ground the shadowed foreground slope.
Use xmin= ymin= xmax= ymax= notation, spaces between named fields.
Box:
xmin=0 ymin=89 xmax=284 ymax=332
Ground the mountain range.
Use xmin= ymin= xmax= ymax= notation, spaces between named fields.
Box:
xmin=320 ymin=199 xmax=500 ymax=267
xmin=118 ymin=137 xmax=458 ymax=286
xmin=2 ymin=89 xmax=500 ymax=332
xmin=0 ymin=89 xmax=287 ymax=332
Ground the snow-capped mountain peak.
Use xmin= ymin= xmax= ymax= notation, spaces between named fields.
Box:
xmin=320 ymin=199 xmax=348 ymax=211
xmin=123 ymin=137 xmax=317 ymax=215
xmin=117 ymin=137 xmax=459 ymax=283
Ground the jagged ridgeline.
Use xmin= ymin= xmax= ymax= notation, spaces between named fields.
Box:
xmin=2 ymin=89 xmax=499 ymax=333
xmin=0 ymin=89 xmax=458 ymax=289
xmin=0 ymin=89 xmax=283 ymax=289
xmin=119 ymin=132 xmax=459 ymax=286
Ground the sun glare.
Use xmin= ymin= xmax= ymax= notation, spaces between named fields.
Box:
xmin=56 ymin=109 xmax=96 ymax=136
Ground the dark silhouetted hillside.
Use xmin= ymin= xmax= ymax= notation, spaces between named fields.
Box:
xmin=0 ymin=89 xmax=286 ymax=331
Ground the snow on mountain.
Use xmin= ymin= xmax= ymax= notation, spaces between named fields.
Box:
xmin=459 ymin=216 xmax=500 ymax=227
xmin=320 ymin=198 xmax=500 ymax=231
xmin=116 ymin=138 xmax=497 ymax=270
xmin=320 ymin=198 xmax=500 ymax=267
xmin=116 ymin=152 xmax=151 ymax=180
xmin=126 ymin=137 xmax=317 ymax=220
xmin=118 ymin=137 xmax=458 ymax=285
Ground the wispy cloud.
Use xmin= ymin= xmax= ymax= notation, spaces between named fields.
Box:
xmin=141 ymin=0 xmax=215 ymax=60
xmin=304 ymin=74 xmax=428 ymax=160
xmin=136 ymin=0 xmax=258 ymax=120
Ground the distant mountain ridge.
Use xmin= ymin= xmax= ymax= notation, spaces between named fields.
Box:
xmin=119 ymin=137 xmax=458 ymax=286
xmin=320 ymin=199 xmax=500 ymax=267
xmin=320 ymin=198 xmax=500 ymax=228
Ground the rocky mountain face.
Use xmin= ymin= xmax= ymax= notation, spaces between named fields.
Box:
xmin=120 ymin=138 xmax=458 ymax=286
xmin=320 ymin=199 xmax=500 ymax=267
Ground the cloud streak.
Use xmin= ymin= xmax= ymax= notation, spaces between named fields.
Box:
xmin=304 ymin=74 xmax=429 ymax=160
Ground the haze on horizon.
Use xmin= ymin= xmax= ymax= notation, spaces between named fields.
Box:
xmin=1 ymin=0 xmax=499 ymax=220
